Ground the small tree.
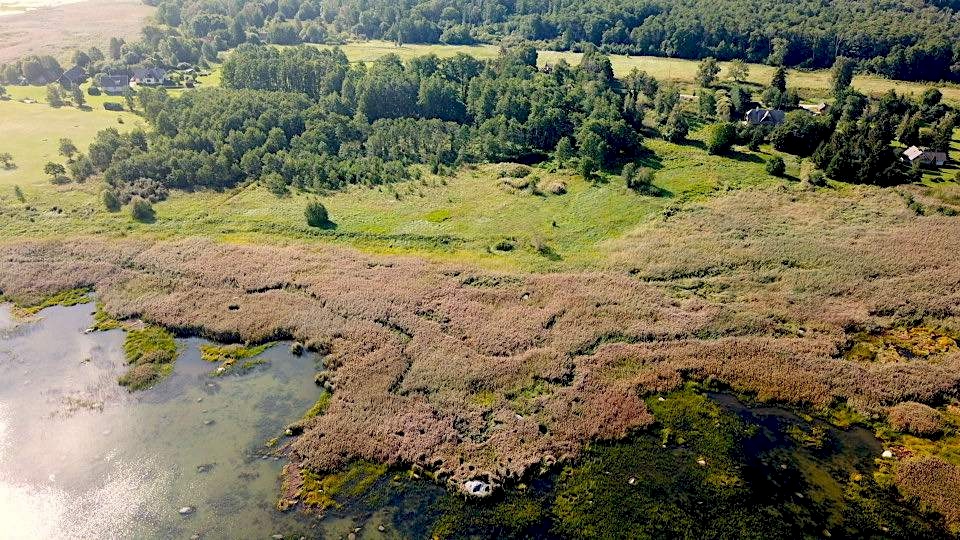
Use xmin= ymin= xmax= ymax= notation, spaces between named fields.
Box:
xmin=46 ymin=84 xmax=64 ymax=107
xmin=0 ymin=152 xmax=13 ymax=169
xmin=770 ymin=66 xmax=787 ymax=93
xmin=621 ymin=162 xmax=636 ymax=186
xmin=830 ymin=56 xmax=856 ymax=99
xmin=263 ymin=172 xmax=288 ymax=196
xmin=69 ymin=154 xmax=95 ymax=181
xmin=102 ymin=189 xmax=121 ymax=212
xmin=130 ymin=196 xmax=155 ymax=222
xmin=58 ymin=138 xmax=78 ymax=161
xmin=727 ymin=59 xmax=749 ymax=83
xmin=124 ymin=89 xmax=136 ymax=112
xmin=662 ymin=104 xmax=688 ymax=143
xmin=13 ymin=185 xmax=25 ymax=203
xmin=765 ymin=156 xmax=786 ymax=177
xmin=578 ymin=156 xmax=598 ymax=181
xmin=553 ymin=136 xmax=573 ymax=165
xmin=305 ymin=200 xmax=331 ymax=228
xmin=627 ymin=166 xmax=655 ymax=191
xmin=698 ymin=90 xmax=716 ymax=118
xmin=0 ymin=85 xmax=7 ymax=99
xmin=695 ymin=57 xmax=720 ymax=87
xmin=71 ymin=86 xmax=85 ymax=108
xmin=43 ymin=161 xmax=68 ymax=183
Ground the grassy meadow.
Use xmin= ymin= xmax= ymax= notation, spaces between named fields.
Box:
xmin=0 ymin=98 xmax=787 ymax=270
xmin=0 ymin=40 xmax=957 ymax=272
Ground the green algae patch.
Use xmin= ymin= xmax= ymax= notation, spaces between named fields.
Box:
xmin=299 ymin=461 xmax=389 ymax=511
xmin=201 ymin=342 xmax=272 ymax=374
xmin=431 ymin=491 xmax=546 ymax=539
xmin=303 ymin=392 xmax=331 ymax=419
xmin=90 ymin=301 xmax=121 ymax=331
xmin=118 ymin=326 xmax=177 ymax=391
xmin=13 ymin=288 xmax=91 ymax=316
xmin=846 ymin=326 xmax=958 ymax=363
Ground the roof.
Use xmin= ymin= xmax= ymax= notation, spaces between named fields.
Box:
xmin=745 ymin=108 xmax=786 ymax=124
xmin=903 ymin=146 xmax=925 ymax=161
xmin=131 ymin=67 xmax=168 ymax=80
xmin=60 ymin=65 xmax=87 ymax=83
xmin=99 ymin=74 xmax=130 ymax=87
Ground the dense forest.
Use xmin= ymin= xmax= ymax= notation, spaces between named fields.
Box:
xmin=138 ymin=0 xmax=960 ymax=82
xmin=4 ymin=0 xmax=960 ymax=86
xmin=88 ymin=45 xmax=642 ymax=198
xmin=80 ymin=43 xmax=955 ymax=205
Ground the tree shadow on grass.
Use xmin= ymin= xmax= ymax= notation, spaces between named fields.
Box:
xmin=725 ymin=149 xmax=764 ymax=164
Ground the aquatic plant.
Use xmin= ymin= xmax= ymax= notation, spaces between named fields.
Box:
xmin=118 ymin=326 xmax=177 ymax=391
xmin=13 ymin=287 xmax=90 ymax=316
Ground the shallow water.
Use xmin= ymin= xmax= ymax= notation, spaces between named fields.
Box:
xmin=0 ymin=303 xmax=945 ymax=539
xmin=0 ymin=303 xmax=323 ymax=539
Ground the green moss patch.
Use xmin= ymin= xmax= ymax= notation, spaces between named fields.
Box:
xmin=299 ymin=461 xmax=389 ymax=511
xmin=845 ymin=326 xmax=958 ymax=363
xmin=90 ymin=301 xmax=121 ymax=331
xmin=14 ymin=288 xmax=90 ymax=316
xmin=201 ymin=342 xmax=272 ymax=374
xmin=303 ymin=392 xmax=331 ymax=419
xmin=118 ymin=326 xmax=177 ymax=391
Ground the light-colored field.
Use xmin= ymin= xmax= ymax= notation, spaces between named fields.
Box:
xmin=0 ymin=99 xmax=143 ymax=197
xmin=0 ymin=0 xmax=153 ymax=63
xmin=326 ymin=41 xmax=960 ymax=104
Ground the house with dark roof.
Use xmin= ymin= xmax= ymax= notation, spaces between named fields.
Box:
xmin=902 ymin=146 xmax=947 ymax=167
xmin=744 ymin=108 xmax=786 ymax=126
xmin=59 ymin=65 xmax=88 ymax=87
xmin=98 ymin=74 xmax=130 ymax=93
xmin=130 ymin=67 xmax=169 ymax=86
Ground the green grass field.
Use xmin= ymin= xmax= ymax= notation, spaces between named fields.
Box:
xmin=325 ymin=41 xmax=960 ymax=104
xmin=0 ymin=98 xmax=784 ymax=269
xmin=1 ymin=42 xmax=957 ymax=271
xmin=0 ymin=99 xmax=143 ymax=198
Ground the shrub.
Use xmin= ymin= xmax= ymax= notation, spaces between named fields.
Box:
xmin=578 ymin=157 xmax=598 ymax=180
xmin=704 ymin=123 xmax=736 ymax=155
xmin=87 ymin=85 xmax=101 ymax=96
xmin=628 ymin=167 xmax=655 ymax=191
xmin=103 ymin=102 xmax=123 ymax=111
xmin=887 ymin=402 xmax=943 ymax=435
xmin=129 ymin=196 xmax=155 ymax=222
xmin=765 ymin=156 xmax=786 ymax=177
xmin=305 ymin=200 xmax=331 ymax=228
xmin=102 ymin=190 xmax=121 ymax=212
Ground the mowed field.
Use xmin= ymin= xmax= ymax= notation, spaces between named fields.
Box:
xmin=0 ymin=99 xmax=143 ymax=198
xmin=325 ymin=41 xmax=960 ymax=104
xmin=0 ymin=0 xmax=153 ymax=63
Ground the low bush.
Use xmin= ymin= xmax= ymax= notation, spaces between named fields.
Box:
xmin=887 ymin=402 xmax=944 ymax=435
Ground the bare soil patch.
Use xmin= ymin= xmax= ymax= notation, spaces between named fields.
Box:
xmin=0 ymin=0 xmax=153 ymax=64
